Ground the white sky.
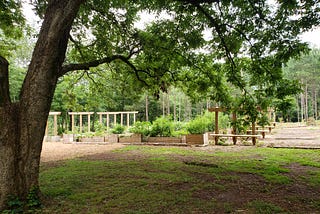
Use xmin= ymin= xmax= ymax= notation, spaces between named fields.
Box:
xmin=300 ymin=27 xmax=320 ymax=48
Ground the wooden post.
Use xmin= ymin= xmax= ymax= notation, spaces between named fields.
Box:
xmin=208 ymin=107 xmax=225 ymax=145
xmin=71 ymin=114 xmax=75 ymax=132
xmin=215 ymin=109 xmax=219 ymax=145
xmin=45 ymin=121 xmax=48 ymax=136
xmin=99 ymin=114 xmax=102 ymax=124
xmin=133 ymin=113 xmax=136 ymax=124
xmin=79 ymin=114 xmax=82 ymax=133
xmin=87 ymin=114 xmax=91 ymax=132
xmin=114 ymin=113 xmax=117 ymax=126
xmin=252 ymin=121 xmax=256 ymax=145
xmin=120 ymin=113 xmax=123 ymax=126
xmin=107 ymin=113 xmax=109 ymax=130
xmin=127 ymin=113 xmax=130 ymax=127
xmin=53 ymin=115 xmax=58 ymax=135
xmin=232 ymin=112 xmax=237 ymax=145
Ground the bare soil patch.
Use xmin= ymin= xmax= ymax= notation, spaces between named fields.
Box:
xmin=40 ymin=142 xmax=125 ymax=162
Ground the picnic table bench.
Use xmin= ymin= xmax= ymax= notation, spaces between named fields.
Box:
xmin=209 ymin=133 xmax=260 ymax=145
xmin=246 ymin=129 xmax=269 ymax=138
xmin=256 ymin=125 xmax=275 ymax=133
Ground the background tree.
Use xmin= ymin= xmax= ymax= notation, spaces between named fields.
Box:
xmin=283 ymin=49 xmax=320 ymax=122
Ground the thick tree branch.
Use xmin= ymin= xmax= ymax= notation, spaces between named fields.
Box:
xmin=60 ymin=55 xmax=128 ymax=76
xmin=0 ymin=56 xmax=11 ymax=106
xmin=60 ymin=54 xmax=150 ymax=86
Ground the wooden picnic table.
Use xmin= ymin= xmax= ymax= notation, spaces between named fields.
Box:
xmin=210 ymin=133 xmax=260 ymax=145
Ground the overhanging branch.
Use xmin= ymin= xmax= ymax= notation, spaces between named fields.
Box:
xmin=60 ymin=54 xmax=150 ymax=86
xmin=59 ymin=55 xmax=128 ymax=76
xmin=0 ymin=56 xmax=11 ymax=106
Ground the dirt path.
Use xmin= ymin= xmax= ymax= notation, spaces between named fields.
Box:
xmin=40 ymin=142 xmax=125 ymax=162
xmin=263 ymin=124 xmax=320 ymax=148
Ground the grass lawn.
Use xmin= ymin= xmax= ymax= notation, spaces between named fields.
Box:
xmin=39 ymin=146 xmax=320 ymax=213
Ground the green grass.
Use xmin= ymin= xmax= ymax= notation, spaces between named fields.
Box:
xmin=39 ymin=146 xmax=320 ymax=213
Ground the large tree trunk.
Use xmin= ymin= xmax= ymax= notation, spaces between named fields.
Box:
xmin=0 ymin=0 xmax=83 ymax=210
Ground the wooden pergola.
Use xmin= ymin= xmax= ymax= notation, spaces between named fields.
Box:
xmin=68 ymin=112 xmax=94 ymax=133
xmin=45 ymin=112 xmax=61 ymax=136
xmin=97 ymin=111 xmax=138 ymax=130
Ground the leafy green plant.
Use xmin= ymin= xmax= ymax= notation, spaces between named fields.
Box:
xmin=149 ymin=116 xmax=174 ymax=137
xmin=172 ymin=121 xmax=188 ymax=137
xmin=187 ymin=111 xmax=214 ymax=134
xmin=93 ymin=122 xmax=107 ymax=136
xmin=111 ymin=124 xmax=126 ymax=134
xmin=2 ymin=196 xmax=23 ymax=214
xmin=129 ymin=121 xmax=152 ymax=136
xmin=2 ymin=187 xmax=41 ymax=214
xmin=26 ymin=186 xmax=41 ymax=210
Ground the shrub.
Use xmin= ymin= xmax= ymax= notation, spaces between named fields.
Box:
xmin=171 ymin=121 xmax=188 ymax=137
xmin=150 ymin=116 xmax=174 ymax=137
xmin=111 ymin=124 xmax=125 ymax=134
xmin=129 ymin=121 xmax=152 ymax=136
xmin=187 ymin=111 xmax=214 ymax=134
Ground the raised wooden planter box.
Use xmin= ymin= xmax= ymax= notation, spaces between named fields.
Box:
xmin=144 ymin=137 xmax=182 ymax=144
xmin=79 ymin=136 xmax=105 ymax=142
xmin=44 ymin=136 xmax=61 ymax=142
xmin=186 ymin=134 xmax=204 ymax=145
xmin=62 ymin=134 xmax=74 ymax=143
xmin=105 ymin=134 xmax=119 ymax=143
xmin=118 ymin=134 xmax=142 ymax=143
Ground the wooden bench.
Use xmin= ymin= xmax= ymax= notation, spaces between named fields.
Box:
xmin=256 ymin=125 xmax=275 ymax=133
xmin=210 ymin=133 xmax=260 ymax=145
xmin=246 ymin=130 xmax=269 ymax=138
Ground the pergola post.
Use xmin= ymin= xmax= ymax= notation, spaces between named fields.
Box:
xmin=87 ymin=114 xmax=91 ymax=132
xmin=71 ymin=114 xmax=75 ymax=132
xmin=127 ymin=113 xmax=130 ymax=127
xmin=106 ymin=113 xmax=109 ymax=130
xmin=79 ymin=114 xmax=83 ymax=133
xmin=45 ymin=121 xmax=48 ymax=136
xmin=99 ymin=114 xmax=102 ymax=124
xmin=46 ymin=112 xmax=61 ymax=136
xmin=113 ymin=113 xmax=117 ymax=126
xmin=53 ymin=114 xmax=58 ymax=135
xmin=120 ymin=113 xmax=123 ymax=126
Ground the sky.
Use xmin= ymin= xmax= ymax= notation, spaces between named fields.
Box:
xmin=300 ymin=27 xmax=320 ymax=48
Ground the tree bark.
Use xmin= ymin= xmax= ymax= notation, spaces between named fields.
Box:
xmin=0 ymin=57 xmax=11 ymax=106
xmin=0 ymin=0 xmax=84 ymax=210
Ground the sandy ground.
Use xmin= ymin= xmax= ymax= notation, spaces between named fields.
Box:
xmin=40 ymin=124 xmax=320 ymax=162
xmin=263 ymin=124 xmax=320 ymax=148
xmin=40 ymin=142 xmax=125 ymax=162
